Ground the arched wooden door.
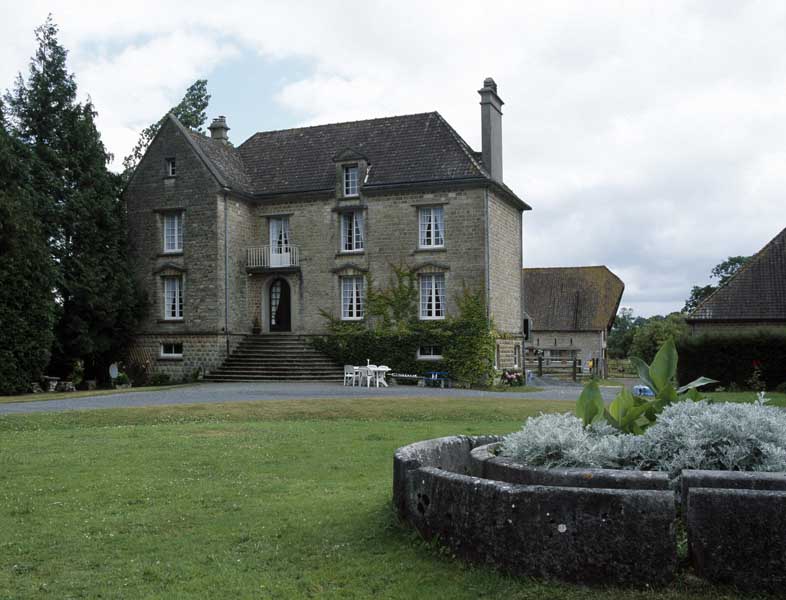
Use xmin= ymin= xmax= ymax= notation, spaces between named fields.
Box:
xmin=269 ymin=278 xmax=291 ymax=332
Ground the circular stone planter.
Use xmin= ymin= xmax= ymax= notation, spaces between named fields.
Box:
xmin=393 ymin=436 xmax=786 ymax=589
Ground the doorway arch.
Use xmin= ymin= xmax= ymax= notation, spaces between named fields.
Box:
xmin=269 ymin=278 xmax=291 ymax=332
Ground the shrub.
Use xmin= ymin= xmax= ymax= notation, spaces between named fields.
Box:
xmin=150 ymin=372 xmax=171 ymax=386
xmin=312 ymin=268 xmax=494 ymax=385
xmin=500 ymin=369 xmax=524 ymax=386
xmin=502 ymin=400 xmax=786 ymax=476
xmin=677 ymin=331 xmax=786 ymax=390
xmin=776 ymin=382 xmax=786 ymax=394
xmin=113 ymin=372 xmax=130 ymax=386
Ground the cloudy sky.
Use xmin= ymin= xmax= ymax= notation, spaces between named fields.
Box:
xmin=2 ymin=0 xmax=784 ymax=316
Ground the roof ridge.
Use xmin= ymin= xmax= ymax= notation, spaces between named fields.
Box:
xmin=689 ymin=226 xmax=786 ymax=318
xmin=238 ymin=111 xmax=439 ymax=148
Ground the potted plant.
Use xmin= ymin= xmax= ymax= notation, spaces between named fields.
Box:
xmin=252 ymin=315 xmax=261 ymax=335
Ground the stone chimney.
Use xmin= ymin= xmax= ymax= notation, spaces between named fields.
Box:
xmin=478 ymin=77 xmax=503 ymax=181
xmin=208 ymin=115 xmax=230 ymax=144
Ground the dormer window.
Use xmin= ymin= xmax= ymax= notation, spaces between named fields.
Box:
xmin=343 ymin=165 xmax=359 ymax=197
xmin=166 ymin=158 xmax=176 ymax=177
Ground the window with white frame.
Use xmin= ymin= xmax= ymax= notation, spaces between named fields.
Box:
xmin=341 ymin=276 xmax=364 ymax=320
xmin=513 ymin=344 xmax=520 ymax=368
xmin=494 ymin=345 xmax=500 ymax=369
xmin=340 ymin=210 xmax=364 ymax=252
xmin=166 ymin=158 xmax=176 ymax=177
xmin=163 ymin=276 xmax=183 ymax=320
xmin=418 ymin=206 xmax=445 ymax=248
xmin=417 ymin=345 xmax=443 ymax=360
xmin=343 ymin=165 xmax=359 ymax=197
xmin=163 ymin=212 xmax=183 ymax=253
xmin=419 ymin=273 xmax=445 ymax=319
xmin=160 ymin=342 xmax=183 ymax=358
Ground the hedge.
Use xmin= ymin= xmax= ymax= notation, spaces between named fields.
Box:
xmin=677 ymin=330 xmax=786 ymax=390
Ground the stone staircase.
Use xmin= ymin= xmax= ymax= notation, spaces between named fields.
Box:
xmin=204 ymin=334 xmax=343 ymax=382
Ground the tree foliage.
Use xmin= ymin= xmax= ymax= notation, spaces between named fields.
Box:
xmin=0 ymin=105 xmax=57 ymax=393
xmin=607 ymin=307 xmax=646 ymax=359
xmin=683 ymin=255 xmax=750 ymax=313
xmin=4 ymin=16 xmax=144 ymax=385
xmin=629 ymin=313 xmax=688 ymax=364
xmin=121 ymin=79 xmax=210 ymax=179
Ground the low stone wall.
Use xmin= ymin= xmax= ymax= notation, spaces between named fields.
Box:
xmin=470 ymin=443 xmax=670 ymax=491
xmin=394 ymin=437 xmax=786 ymax=589
xmin=394 ymin=436 xmax=676 ymax=586
xmin=688 ymin=488 xmax=786 ymax=591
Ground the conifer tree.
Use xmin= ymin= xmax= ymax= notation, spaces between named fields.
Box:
xmin=0 ymin=103 xmax=57 ymax=393
xmin=5 ymin=16 xmax=144 ymax=384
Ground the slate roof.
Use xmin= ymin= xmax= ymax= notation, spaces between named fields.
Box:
xmin=171 ymin=112 xmax=527 ymax=206
xmin=522 ymin=266 xmax=625 ymax=331
xmin=688 ymin=227 xmax=786 ymax=322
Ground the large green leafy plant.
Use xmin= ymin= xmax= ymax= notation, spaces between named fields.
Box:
xmin=576 ymin=339 xmax=716 ymax=434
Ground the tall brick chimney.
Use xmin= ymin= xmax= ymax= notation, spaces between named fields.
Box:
xmin=478 ymin=78 xmax=503 ymax=182
xmin=208 ymin=115 xmax=230 ymax=144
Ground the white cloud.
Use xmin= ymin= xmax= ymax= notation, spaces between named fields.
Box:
xmin=2 ymin=0 xmax=785 ymax=316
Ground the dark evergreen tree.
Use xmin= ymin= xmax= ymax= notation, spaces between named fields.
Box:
xmin=122 ymin=79 xmax=210 ymax=179
xmin=0 ymin=103 xmax=57 ymax=393
xmin=683 ymin=255 xmax=750 ymax=313
xmin=6 ymin=16 xmax=144 ymax=385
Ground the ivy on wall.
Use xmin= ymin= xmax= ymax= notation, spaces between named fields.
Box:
xmin=312 ymin=266 xmax=495 ymax=386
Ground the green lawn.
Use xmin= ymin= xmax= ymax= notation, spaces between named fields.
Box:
xmin=0 ymin=383 xmax=198 ymax=405
xmin=0 ymin=397 xmax=761 ymax=599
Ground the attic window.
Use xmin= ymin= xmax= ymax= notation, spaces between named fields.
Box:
xmin=343 ymin=165 xmax=359 ymax=197
xmin=166 ymin=158 xmax=176 ymax=177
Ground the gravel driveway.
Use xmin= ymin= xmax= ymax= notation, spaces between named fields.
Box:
xmin=0 ymin=381 xmax=622 ymax=415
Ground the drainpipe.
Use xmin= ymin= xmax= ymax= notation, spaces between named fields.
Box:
xmin=224 ymin=192 xmax=230 ymax=357
xmin=484 ymin=188 xmax=491 ymax=321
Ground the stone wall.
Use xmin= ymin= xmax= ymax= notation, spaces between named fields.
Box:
xmin=495 ymin=337 xmax=523 ymax=370
xmin=487 ymin=190 xmax=522 ymax=335
xmin=395 ymin=437 xmax=786 ymax=590
xmin=130 ymin=333 xmax=244 ymax=380
xmin=530 ymin=329 xmax=605 ymax=363
xmin=394 ymin=436 xmax=677 ymax=586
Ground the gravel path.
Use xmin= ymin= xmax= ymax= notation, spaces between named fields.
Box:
xmin=0 ymin=381 xmax=621 ymax=415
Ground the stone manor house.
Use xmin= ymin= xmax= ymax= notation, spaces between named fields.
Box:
xmin=125 ymin=79 xmax=529 ymax=380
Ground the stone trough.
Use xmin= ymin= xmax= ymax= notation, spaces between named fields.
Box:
xmin=393 ymin=436 xmax=786 ymax=589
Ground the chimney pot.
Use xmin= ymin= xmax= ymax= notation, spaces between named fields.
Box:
xmin=208 ymin=115 xmax=230 ymax=144
xmin=478 ymin=77 xmax=504 ymax=182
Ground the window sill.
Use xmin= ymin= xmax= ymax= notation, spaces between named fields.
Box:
xmin=419 ymin=316 xmax=446 ymax=321
xmin=414 ymin=247 xmax=447 ymax=253
xmin=336 ymin=250 xmax=365 ymax=257
xmin=158 ymin=251 xmax=183 ymax=257
xmin=158 ymin=355 xmax=183 ymax=361
xmin=157 ymin=319 xmax=185 ymax=324
xmin=416 ymin=355 xmax=444 ymax=361
xmin=340 ymin=317 xmax=365 ymax=322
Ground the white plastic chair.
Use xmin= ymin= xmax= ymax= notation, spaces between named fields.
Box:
xmin=358 ymin=366 xmax=373 ymax=387
xmin=343 ymin=365 xmax=357 ymax=386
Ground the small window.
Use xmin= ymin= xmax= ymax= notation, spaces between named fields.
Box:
xmin=417 ymin=345 xmax=443 ymax=360
xmin=163 ymin=276 xmax=183 ymax=320
xmin=494 ymin=345 xmax=500 ymax=369
xmin=343 ymin=165 xmax=359 ymax=197
xmin=513 ymin=345 xmax=520 ymax=368
xmin=163 ymin=212 xmax=183 ymax=253
xmin=166 ymin=158 xmax=176 ymax=177
xmin=341 ymin=276 xmax=364 ymax=320
xmin=160 ymin=342 xmax=183 ymax=358
xmin=419 ymin=273 xmax=445 ymax=319
xmin=418 ymin=206 xmax=445 ymax=248
xmin=536 ymin=337 xmax=540 ymax=346
xmin=340 ymin=211 xmax=364 ymax=252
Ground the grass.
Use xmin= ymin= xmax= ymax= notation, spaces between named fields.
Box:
xmin=0 ymin=383 xmax=198 ymax=405
xmin=479 ymin=385 xmax=544 ymax=393
xmin=0 ymin=396 xmax=767 ymax=599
